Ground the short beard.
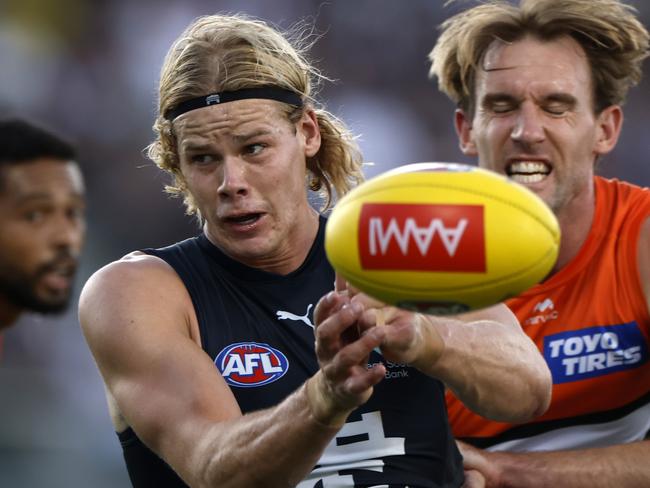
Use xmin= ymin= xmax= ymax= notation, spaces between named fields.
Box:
xmin=0 ymin=268 xmax=72 ymax=315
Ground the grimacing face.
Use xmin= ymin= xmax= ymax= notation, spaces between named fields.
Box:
xmin=0 ymin=159 xmax=86 ymax=314
xmin=455 ymin=35 xmax=621 ymax=216
xmin=174 ymin=99 xmax=321 ymax=272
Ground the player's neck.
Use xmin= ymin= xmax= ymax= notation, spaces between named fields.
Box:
xmin=553 ymin=184 xmax=596 ymax=274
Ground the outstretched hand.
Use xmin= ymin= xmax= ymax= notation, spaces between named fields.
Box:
xmin=308 ymin=290 xmax=387 ymax=427
xmin=349 ymin=292 xmax=446 ymax=372
xmin=328 ymin=275 xmax=445 ymax=373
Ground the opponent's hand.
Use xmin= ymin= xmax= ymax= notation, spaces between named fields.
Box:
xmin=457 ymin=441 xmax=502 ymax=488
xmin=462 ymin=469 xmax=486 ymax=488
xmin=329 ymin=274 xmax=444 ymax=374
xmin=308 ymin=291 xmax=387 ymax=427
xmin=351 ymin=294 xmax=445 ymax=371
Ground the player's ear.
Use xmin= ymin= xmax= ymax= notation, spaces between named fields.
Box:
xmin=455 ymin=109 xmax=478 ymax=156
xmin=299 ymin=109 xmax=321 ymax=158
xmin=594 ymin=104 xmax=623 ymax=156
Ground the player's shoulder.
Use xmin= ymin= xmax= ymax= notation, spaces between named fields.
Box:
xmin=79 ymin=251 xmax=188 ymax=325
xmin=79 ymin=251 xmax=198 ymax=386
xmin=85 ymin=251 xmax=179 ymax=292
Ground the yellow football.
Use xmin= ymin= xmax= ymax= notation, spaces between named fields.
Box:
xmin=325 ymin=162 xmax=560 ymax=315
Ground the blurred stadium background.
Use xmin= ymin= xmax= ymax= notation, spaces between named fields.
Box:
xmin=1 ymin=1 xmax=648 ymax=486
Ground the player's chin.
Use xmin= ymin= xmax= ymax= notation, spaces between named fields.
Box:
xmin=225 ymin=238 xmax=275 ymax=262
xmin=30 ymin=292 xmax=71 ymax=314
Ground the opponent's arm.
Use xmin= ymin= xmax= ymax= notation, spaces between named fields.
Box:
xmin=458 ymin=439 xmax=650 ymax=488
xmin=354 ymin=298 xmax=551 ymax=422
xmin=421 ymin=305 xmax=551 ymax=422
xmin=80 ymin=256 xmax=385 ymax=488
xmin=456 ymin=216 xmax=650 ymax=487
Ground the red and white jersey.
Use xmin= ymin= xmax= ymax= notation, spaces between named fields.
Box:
xmin=447 ymin=177 xmax=650 ymax=452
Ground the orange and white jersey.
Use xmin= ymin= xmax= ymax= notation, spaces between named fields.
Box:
xmin=447 ymin=176 xmax=650 ymax=452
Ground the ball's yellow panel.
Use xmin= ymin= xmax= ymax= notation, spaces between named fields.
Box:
xmin=325 ymin=163 xmax=560 ymax=314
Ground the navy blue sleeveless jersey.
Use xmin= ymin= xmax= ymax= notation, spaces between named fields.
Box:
xmin=118 ymin=217 xmax=464 ymax=487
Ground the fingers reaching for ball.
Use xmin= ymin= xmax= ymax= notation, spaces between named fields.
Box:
xmin=309 ymin=290 xmax=387 ymax=425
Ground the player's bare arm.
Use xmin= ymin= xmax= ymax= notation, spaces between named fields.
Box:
xmin=458 ymin=439 xmax=650 ymax=488
xmin=350 ymin=294 xmax=551 ymax=423
xmin=80 ymin=254 xmax=384 ymax=487
xmin=426 ymin=304 xmax=551 ymax=422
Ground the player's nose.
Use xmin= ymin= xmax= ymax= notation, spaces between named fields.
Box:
xmin=511 ymin=103 xmax=545 ymax=145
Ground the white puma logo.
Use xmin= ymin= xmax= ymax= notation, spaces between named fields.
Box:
xmin=276 ymin=304 xmax=314 ymax=328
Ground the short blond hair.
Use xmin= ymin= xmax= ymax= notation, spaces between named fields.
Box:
xmin=147 ymin=14 xmax=363 ymax=214
xmin=429 ymin=0 xmax=649 ymax=115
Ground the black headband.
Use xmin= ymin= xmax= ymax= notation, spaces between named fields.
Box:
xmin=164 ymin=87 xmax=303 ymax=121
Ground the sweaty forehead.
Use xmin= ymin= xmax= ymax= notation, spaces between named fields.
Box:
xmin=174 ymin=99 xmax=287 ymax=143
xmin=479 ymin=35 xmax=591 ymax=90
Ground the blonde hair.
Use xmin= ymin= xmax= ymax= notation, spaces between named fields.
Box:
xmin=429 ymin=0 xmax=649 ymax=115
xmin=147 ymin=14 xmax=363 ymax=214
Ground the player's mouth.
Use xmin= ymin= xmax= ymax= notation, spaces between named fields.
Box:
xmin=221 ymin=212 xmax=265 ymax=230
xmin=40 ymin=261 xmax=77 ymax=293
xmin=506 ymin=160 xmax=551 ymax=185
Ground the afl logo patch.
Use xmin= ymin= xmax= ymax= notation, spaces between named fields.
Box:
xmin=215 ymin=342 xmax=289 ymax=388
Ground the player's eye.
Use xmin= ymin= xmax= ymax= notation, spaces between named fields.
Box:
xmin=244 ymin=143 xmax=266 ymax=156
xmin=191 ymin=154 xmax=217 ymax=165
xmin=66 ymin=205 xmax=86 ymax=221
xmin=24 ymin=210 xmax=45 ymax=222
xmin=491 ymin=101 xmax=515 ymax=114
xmin=544 ymin=103 xmax=570 ymax=116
